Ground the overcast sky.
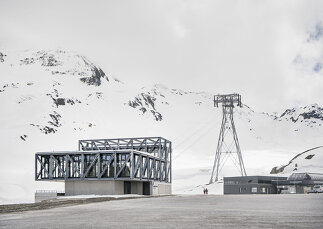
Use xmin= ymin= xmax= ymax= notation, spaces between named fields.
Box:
xmin=1 ymin=0 xmax=323 ymax=113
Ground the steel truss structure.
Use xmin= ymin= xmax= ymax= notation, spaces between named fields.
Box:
xmin=35 ymin=137 xmax=172 ymax=183
xmin=209 ymin=94 xmax=247 ymax=184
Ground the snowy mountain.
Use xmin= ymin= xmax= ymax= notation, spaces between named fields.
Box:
xmin=0 ymin=50 xmax=322 ymax=204
xmin=278 ymin=104 xmax=323 ymax=127
xmin=271 ymin=146 xmax=323 ymax=175
xmin=19 ymin=50 xmax=109 ymax=86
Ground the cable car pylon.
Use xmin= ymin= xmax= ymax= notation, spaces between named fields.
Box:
xmin=209 ymin=93 xmax=247 ymax=184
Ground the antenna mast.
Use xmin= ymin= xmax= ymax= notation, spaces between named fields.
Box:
xmin=209 ymin=93 xmax=247 ymax=184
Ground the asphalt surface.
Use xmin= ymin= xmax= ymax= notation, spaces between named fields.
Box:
xmin=0 ymin=194 xmax=322 ymax=228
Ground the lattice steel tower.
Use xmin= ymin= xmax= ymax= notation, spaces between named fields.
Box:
xmin=209 ymin=93 xmax=247 ymax=184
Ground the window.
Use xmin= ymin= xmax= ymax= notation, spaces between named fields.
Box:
xmin=239 ymin=187 xmax=247 ymax=193
xmin=262 ymin=187 xmax=266 ymax=193
xmin=251 ymin=187 xmax=257 ymax=193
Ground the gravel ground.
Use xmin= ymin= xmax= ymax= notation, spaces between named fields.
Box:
xmin=0 ymin=194 xmax=322 ymax=228
xmin=0 ymin=195 xmax=153 ymax=214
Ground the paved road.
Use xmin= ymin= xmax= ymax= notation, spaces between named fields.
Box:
xmin=1 ymin=194 xmax=322 ymax=228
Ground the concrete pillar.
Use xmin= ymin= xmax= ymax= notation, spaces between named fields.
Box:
xmin=130 ymin=181 xmax=143 ymax=195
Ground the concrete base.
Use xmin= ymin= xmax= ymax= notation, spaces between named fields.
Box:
xmin=152 ymin=182 xmax=172 ymax=195
xmin=65 ymin=180 xmax=124 ymax=196
xmin=65 ymin=180 xmax=172 ymax=196
xmin=34 ymin=181 xmax=171 ymax=202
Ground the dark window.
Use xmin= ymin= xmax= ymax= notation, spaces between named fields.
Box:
xmin=124 ymin=181 xmax=131 ymax=194
xmin=143 ymin=182 xmax=150 ymax=195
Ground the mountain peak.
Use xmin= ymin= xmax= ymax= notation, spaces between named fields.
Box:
xmin=19 ymin=49 xmax=108 ymax=86
xmin=279 ymin=104 xmax=323 ymax=124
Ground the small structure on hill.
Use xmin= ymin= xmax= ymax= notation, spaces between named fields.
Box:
xmin=35 ymin=137 xmax=172 ymax=201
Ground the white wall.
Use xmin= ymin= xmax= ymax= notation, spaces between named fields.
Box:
xmin=152 ymin=182 xmax=172 ymax=195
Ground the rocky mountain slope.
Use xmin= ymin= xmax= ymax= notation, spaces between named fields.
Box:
xmin=0 ymin=50 xmax=322 ymax=203
xmin=278 ymin=104 xmax=323 ymax=127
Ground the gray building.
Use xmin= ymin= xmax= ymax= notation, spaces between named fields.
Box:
xmin=224 ymin=173 xmax=323 ymax=195
xmin=277 ymin=173 xmax=323 ymax=194
xmin=224 ymin=176 xmax=287 ymax=195
xmin=35 ymin=137 xmax=172 ymax=200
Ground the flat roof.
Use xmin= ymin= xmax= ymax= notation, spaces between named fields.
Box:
xmin=36 ymin=149 xmax=165 ymax=160
xmin=79 ymin=136 xmax=171 ymax=143
xmin=224 ymin=175 xmax=288 ymax=180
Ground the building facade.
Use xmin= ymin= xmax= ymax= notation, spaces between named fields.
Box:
xmin=224 ymin=176 xmax=287 ymax=195
xmin=35 ymin=137 xmax=172 ymax=197
xmin=277 ymin=173 xmax=323 ymax=194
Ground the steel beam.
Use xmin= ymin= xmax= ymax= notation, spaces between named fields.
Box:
xmin=36 ymin=137 xmax=172 ymax=183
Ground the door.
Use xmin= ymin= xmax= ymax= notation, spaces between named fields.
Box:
xmin=124 ymin=181 xmax=131 ymax=194
xmin=143 ymin=182 xmax=151 ymax=195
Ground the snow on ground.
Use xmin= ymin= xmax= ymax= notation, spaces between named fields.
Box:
xmin=272 ymin=146 xmax=323 ymax=175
